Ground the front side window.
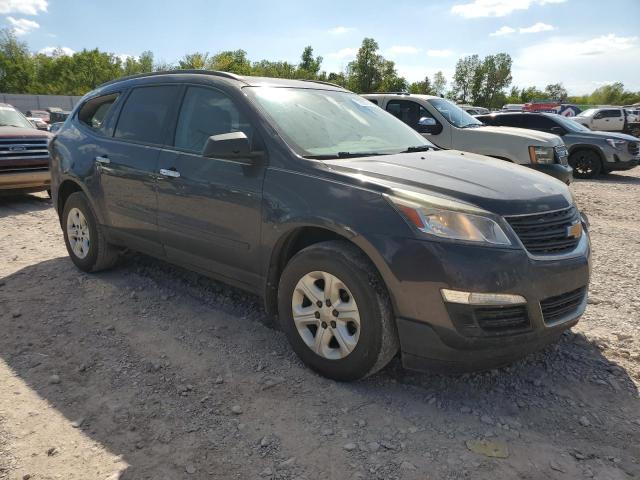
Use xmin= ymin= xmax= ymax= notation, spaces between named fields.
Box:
xmin=78 ymin=93 xmax=119 ymax=132
xmin=114 ymin=85 xmax=181 ymax=144
xmin=603 ymin=109 xmax=621 ymax=118
xmin=174 ymin=86 xmax=253 ymax=153
xmin=427 ymin=98 xmax=483 ymax=128
xmin=386 ymin=100 xmax=435 ymax=131
xmin=245 ymin=87 xmax=433 ymax=158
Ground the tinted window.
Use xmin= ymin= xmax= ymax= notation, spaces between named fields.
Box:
xmin=495 ymin=115 xmax=525 ymax=127
xmin=603 ymin=109 xmax=621 ymax=118
xmin=386 ymin=100 xmax=435 ymax=130
xmin=78 ymin=93 xmax=119 ymax=132
xmin=115 ymin=86 xmax=180 ymax=144
xmin=367 ymin=98 xmax=379 ymax=105
xmin=174 ymin=86 xmax=253 ymax=153
xmin=519 ymin=115 xmax=557 ymax=131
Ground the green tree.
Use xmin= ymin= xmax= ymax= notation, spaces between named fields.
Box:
xmin=451 ymin=54 xmax=480 ymax=103
xmin=0 ymin=29 xmax=34 ymax=93
xmin=433 ymin=71 xmax=447 ymax=97
xmin=408 ymin=76 xmax=433 ymax=94
xmin=544 ymin=82 xmax=568 ymax=101
xmin=519 ymin=86 xmax=545 ymax=103
xmin=211 ymin=50 xmax=252 ymax=74
xmin=347 ymin=38 xmax=382 ymax=93
xmin=298 ymin=46 xmax=322 ymax=79
xmin=178 ymin=52 xmax=212 ymax=70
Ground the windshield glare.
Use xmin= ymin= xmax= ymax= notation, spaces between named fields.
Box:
xmin=0 ymin=106 xmax=34 ymax=129
xmin=427 ymin=98 xmax=483 ymax=128
xmin=577 ymin=109 xmax=596 ymax=117
xmin=246 ymin=87 xmax=433 ymax=157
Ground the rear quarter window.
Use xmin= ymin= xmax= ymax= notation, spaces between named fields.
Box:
xmin=77 ymin=93 xmax=119 ymax=134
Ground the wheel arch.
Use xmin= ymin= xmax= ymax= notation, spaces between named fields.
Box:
xmin=568 ymin=145 xmax=606 ymax=165
xmin=263 ymin=224 xmax=397 ymax=319
xmin=56 ymin=178 xmax=105 ymax=225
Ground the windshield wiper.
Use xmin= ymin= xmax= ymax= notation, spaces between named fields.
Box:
xmin=401 ymin=145 xmax=435 ymax=153
xmin=303 ymin=152 xmax=389 ymax=160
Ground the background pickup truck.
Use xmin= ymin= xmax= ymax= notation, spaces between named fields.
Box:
xmin=363 ymin=93 xmax=573 ymax=184
xmin=573 ymin=107 xmax=640 ymax=136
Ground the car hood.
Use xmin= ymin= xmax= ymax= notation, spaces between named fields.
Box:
xmin=470 ymin=125 xmax=563 ymax=145
xmin=0 ymin=126 xmax=51 ymax=138
xmin=324 ymin=150 xmax=572 ymax=216
xmin=567 ymin=130 xmax=639 ymax=142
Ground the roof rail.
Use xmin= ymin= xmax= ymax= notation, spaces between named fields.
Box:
xmin=300 ymin=79 xmax=345 ymax=89
xmin=98 ymin=69 xmax=247 ymax=89
xmin=369 ymin=92 xmax=410 ymax=96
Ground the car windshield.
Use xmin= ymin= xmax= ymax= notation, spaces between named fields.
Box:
xmin=0 ymin=106 xmax=35 ymax=128
xmin=427 ymin=98 xmax=483 ymax=128
xmin=245 ymin=87 xmax=434 ymax=158
xmin=577 ymin=109 xmax=596 ymax=117
xmin=550 ymin=114 xmax=592 ymax=133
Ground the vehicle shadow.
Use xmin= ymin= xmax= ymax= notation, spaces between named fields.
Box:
xmin=573 ymin=172 xmax=640 ymax=185
xmin=0 ymin=193 xmax=52 ymax=218
xmin=1 ymin=256 xmax=638 ymax=479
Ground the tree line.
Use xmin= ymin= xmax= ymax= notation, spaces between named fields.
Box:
xmin=1 ymin=29 xmax=638 ymax=108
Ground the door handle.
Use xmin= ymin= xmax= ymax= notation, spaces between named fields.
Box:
xmin=95 ymin=155 xmax=110 ymax=164
xmin=159 ymin=168 xmax=181 ymax=178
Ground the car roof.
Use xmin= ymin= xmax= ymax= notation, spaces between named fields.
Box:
xmin=362 ymin=93 xmax=441 ymax=100
xmin=98 ymin=70 xmax=348 ymax=92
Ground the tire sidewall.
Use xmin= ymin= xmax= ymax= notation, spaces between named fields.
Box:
xmin=278 ymin=247 xmax=385 ymax=381
xmin=569 ymin=150 xmax=601 ymax=179
xmin=62 ymin=192 xmax=100 ymax=272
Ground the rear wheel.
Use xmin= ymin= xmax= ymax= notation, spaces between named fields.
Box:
xmin=569 ymin=150 xmax=602 ymax=179
xmin=278 ymin=241 xmax=398 ymax=381
xmin=62 ymin=192 xmax=119 ymax=272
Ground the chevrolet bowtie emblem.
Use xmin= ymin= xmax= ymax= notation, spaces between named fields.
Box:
xmin=566 ymin=222 xmax=583 ymax=239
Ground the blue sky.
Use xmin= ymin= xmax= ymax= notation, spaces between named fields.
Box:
xmin=1 ymin=0 xmax=639 ymax=94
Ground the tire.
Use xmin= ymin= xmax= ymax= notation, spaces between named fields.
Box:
xmin=277 ymin=240 xmax=399 ymax=381
xmin=62 ymin=191 xmax=119 ymax=272
xmin=569 ymin=149 xmax=602 ymax=179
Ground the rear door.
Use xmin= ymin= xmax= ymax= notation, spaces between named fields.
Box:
xmin=155 ymin=85 xmax=265 ymax=290
xmin=593 ymin=109 xmax=624 ymax=131
xmin=96 ymin=84 xmax=182 ymax=255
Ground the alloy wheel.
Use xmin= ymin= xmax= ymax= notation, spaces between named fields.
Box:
xmin=291 ymin=271 xmax=361 ymax=360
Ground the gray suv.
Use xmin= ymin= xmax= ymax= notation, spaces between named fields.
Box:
xmin=478 ymin=112 xmax=640 ymax=178
xmin=50 ymin=71 xmax=591 ymax=380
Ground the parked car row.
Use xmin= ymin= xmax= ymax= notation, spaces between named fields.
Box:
xmin=47 ymin=71 xmax=592 ymax=380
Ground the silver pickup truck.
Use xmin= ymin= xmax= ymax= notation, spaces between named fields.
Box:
xmin=363 ymin=93 xmax=573 ymax=184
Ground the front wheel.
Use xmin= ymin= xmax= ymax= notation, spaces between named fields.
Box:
xmin=569 ymin=150 xmax=602 ymax=179
xmin=278 ymin=241 xmax=398 ymax=381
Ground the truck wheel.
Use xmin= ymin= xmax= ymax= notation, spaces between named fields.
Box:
xmin=62 ymin=192 xmax=119 ymax=272
xmin=569 ymin=150 xmax=601 ymax=179
xmin=277 ymin=240 xmax=399 ymax=381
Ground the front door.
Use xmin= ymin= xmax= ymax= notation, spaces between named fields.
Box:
xmin=96 ymin=84 xmax=182 ymax=255
xmin=385 ymin=99 xmax=449 ymax=147
xmin=156 ymin=85 xmax=265 ymax=290
xmin=593 ymin=109 xmax=624 ymax=131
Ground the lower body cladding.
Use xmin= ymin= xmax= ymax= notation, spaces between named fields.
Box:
xmin=371 ymin=233 xmax=591 ymax=372
xmin=0 ymin=170 xmax=50 ymax=195
xmin=604 ymin=154 xmax=639 ymax=172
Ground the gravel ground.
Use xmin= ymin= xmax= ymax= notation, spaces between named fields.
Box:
xmin=0 ymin=170 xmax=639 ymax=480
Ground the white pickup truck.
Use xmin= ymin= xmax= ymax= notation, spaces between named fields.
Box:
xmin=573 ymin=107 xmax=640 ymax=135
xmin=363 ymin=93 xmax=573 ymax=184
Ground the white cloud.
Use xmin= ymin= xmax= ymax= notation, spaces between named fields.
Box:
xmin=328 ymin=26 xmax=354 ymax=35
xmin=519 ymin=22 xmax=554 ymax=33
xmin=387 ymin=45 xmax=421 ymax=55
xmin=427 ymin=49 xmax=453 ymax=57
xmin=39 ymin=46 xmax=75 ymax=56
xmin=326 ymin=47 xmax=358 ymax=59
xmin=0 ymin=0 xmax=47 ymax=15
xmin=395 ymin=65 xmax=455 ymax=84
xmin=6 ymin=16 xmax=38 ymax=35
xmin=513 ymin=34 xmax=640 ymax=93
xmin=490 ymin=26 xmax=516 ymax=36
xmin=451 ymin=0 xmax=565 ymax=18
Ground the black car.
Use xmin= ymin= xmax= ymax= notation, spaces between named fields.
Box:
xmin=49 ymin=71 xmax=591 ymax=380
xmin=477 ymin=112 xmax=640 ymax=178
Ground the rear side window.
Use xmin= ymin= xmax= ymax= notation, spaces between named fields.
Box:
xmin=115 ymin=85 xmax=181 ymax=144
xmin=519 ymin=115 xmax=557 ymax=131
xmin=174 ymin=86 xmax=253 ymax=153
xmin=78 ymin=93 xmax=119 ymax=132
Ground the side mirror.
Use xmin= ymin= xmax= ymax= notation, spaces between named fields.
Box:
xmin=202 ymin=132 xmax=261 ymax=164
xmin=550 ymin=126 xmax=565 ymax=136
xmin=417 ymin=117 xmax=443 ymax=135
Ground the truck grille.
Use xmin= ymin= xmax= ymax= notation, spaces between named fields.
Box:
xmin=629 ymin=142 xmax=639 ymax=156
xmin=554 ymin=145 xmax=569 ymax=165
xmin=505 ymin=206 xmax=581 ymax=255
xmin=0 ymin=138 xmax=49 ymax=172
xmin=540 ymin=287 xmax=586 ymax=324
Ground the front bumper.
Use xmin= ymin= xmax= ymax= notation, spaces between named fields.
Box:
xmin=370 ymin=231 xmax=590 ymax=372
xmin=528 ymin=163 xmax=573 ymax=184
xmin=0 ymin=170 xmax=50 ymax=193
xmin=604 ymin=154 xmax=639 ymax=171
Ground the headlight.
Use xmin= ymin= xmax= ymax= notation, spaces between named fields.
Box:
xmin=606 ymin=138 xmax=626 ymax=150
xmin=386 ymin=190 xmax=512 ymax=246
xmin=528 ymin=146 xmax=555 ymax=164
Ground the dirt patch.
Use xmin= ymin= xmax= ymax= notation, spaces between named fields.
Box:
xmin=1 ymin=171 xmax=639 ymax=480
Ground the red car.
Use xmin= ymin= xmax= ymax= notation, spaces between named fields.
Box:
xmin=0 ymin=103 xmax=52 ymax=195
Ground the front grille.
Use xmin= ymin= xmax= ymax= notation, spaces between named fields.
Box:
xmin=506 ymin=206 xmax=581 ymax=255
xmin=0 ymin=137 xmax=49 ymax=172
xmin=540 ymin=287 xmax=586 ymax=324
xmin=629 ymin=142 xmax=639 ymax=156
xmin=475 ymin=305 xmax=529 ymax=332
xmin=554 ymin=145 xmax=569 ymax=165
